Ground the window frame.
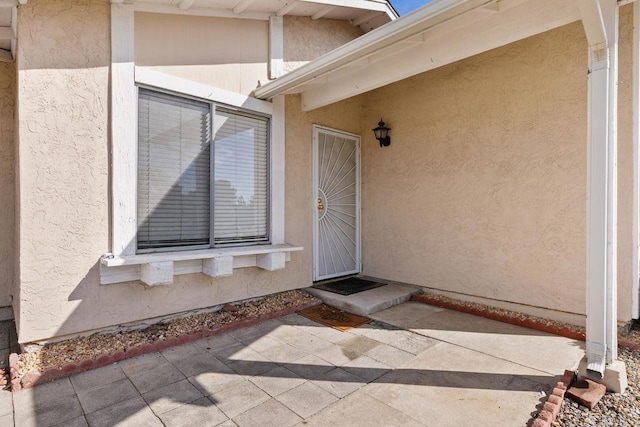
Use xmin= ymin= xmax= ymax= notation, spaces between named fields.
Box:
xmin=110 ymin=66 xmax=285 ymax=259
xmin=104 ymin=6 xmax=295 ymax=286
xmin=135 ymin=84 xmax=273 ymax=254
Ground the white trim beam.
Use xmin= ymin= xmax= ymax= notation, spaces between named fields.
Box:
xmin=110 ymin=3 xmax=137 ymax=256
xmin=351 ymin=10 xmax=380 ymax=26
xmin=133 ymin=3 xmax=271 ymax=20
xmin=311 ymin=6 xmax=334 ymax=20
xmin=579 ymin=0 xmax=619 ymax=376
xmin=269 ymin=15 xmax=284 ymax=79
xmin=179 ymin=0 xmax=196 ymax=9
xmin=300 ymin=0 xmax=391 ymax=14
xmin=296 ymin=0 xmax=580 ymax=110
xmin=232 ymin=0 xmax=255 ymax=14
xmin=270 ymin=95 xmax=286 ymax=244
xmin=277 ymin=1 xmax=299 ymax=16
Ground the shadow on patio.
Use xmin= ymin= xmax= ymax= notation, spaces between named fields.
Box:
xmin=11 ymin=301 xmax=585 ymax=427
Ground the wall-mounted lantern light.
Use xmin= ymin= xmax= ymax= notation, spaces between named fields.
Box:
xmin=373 ymin=119 xmax=391 ymax=147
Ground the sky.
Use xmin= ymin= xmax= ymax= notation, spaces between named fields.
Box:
xmin=390 ymin=0 xmax=434 ymax=16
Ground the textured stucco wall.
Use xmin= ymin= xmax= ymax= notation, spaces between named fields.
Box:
xmin=13 ymin=0 xmax=365 ymax=344
xmin=135 ymin=13 xmax=269 ymax=95
xmin=283 ymin=16 xmax=364 ymax=73
xmin=616 ymin=6 xmax=635 ymax=323
xmin=0 ymin=62 xmax=15 ymax=307
xmin=284 ymin=93 xmax=365 ymax=283
xmin=135 ymin=13 xmax=365 ymax=94
xmin=360 ymin=15 xmax=635 ymax=323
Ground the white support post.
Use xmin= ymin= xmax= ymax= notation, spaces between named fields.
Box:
xmin=269 ymin=15 xmax=283 ymax=80
xmin=270 ymin=95 xmax=286 ymax=245
xmin=579 ymin=0 xmax=619 ymax=377
xmin=110 ymin=3 xmax=137 ymax=256
xmin=632 ymin=1 xmax=640 ymax=320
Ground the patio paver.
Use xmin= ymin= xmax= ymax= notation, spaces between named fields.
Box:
xmin=4 ymin=301 xmax=585 ymax=427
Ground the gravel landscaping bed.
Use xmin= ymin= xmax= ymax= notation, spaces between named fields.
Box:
xmin=16 ymin=290 xmax=318 ymax=381
xmin=555 ymin=346 xmax=640 ymax=427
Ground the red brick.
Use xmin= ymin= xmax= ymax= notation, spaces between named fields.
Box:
xmin=547 ymin=394 xmax=562 ymax=406
xmin=125 ymin=346 xmax=143 ymax=358
xmin=95 ymin=355 xmax=111 ymax=366
xmin=21 ymin=372 xmax=41 ymax=388
xmin=532 ymin=418 xmax=550 ymax=427
xmin=537 ymin=409 xmax=554 ymax=422
xmin=110 ymin=350 xmax=126 ymax=363
xmin=39 ymin=367 xmax=65 ymax=384
xmin=562 ymin=370 xmax=575 ymax=386
xmin=543 ymin=402 xmax=560 ymax=418
xmin=62 ymin=363 xmax=79 ymax=375
xmin=566 ymin=377 xmax=607 ymax=409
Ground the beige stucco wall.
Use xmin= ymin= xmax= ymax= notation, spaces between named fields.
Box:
xmin=283 ymin=16 xmax=364 ymax=72
xmin=135 ymin=13 xmax=365 ymax=96
xmin=13 ymin=0 xmax=638 ymax=344
xmin=135 ymin=13 xmax=269 ymax=95
xmin=359 ymin=11 xmax=635 ymax=323
xmin=13 ymin=0 xmax=366 ymax=344
xmin=0 ymin=61 xmax=15 ymax=308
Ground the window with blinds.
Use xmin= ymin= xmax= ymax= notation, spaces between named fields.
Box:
xmin=213 ymin=108 xmax=269 ymax=245
xmin=137 ymin=87 xmax=270 ymax=251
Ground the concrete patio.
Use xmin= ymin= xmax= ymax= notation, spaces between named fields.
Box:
xmin=0 ymin=301 xmax=585 ymax=427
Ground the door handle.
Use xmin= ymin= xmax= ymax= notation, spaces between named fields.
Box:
xmin=317 ymin=198 xmax=324 ymax=210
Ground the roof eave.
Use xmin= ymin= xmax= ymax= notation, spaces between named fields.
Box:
xmin=253 ymin=0 xmax=494 ymax=99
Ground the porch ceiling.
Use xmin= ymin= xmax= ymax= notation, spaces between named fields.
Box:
xmin=253 ymin=0 xmax=583 ymax=111
xmin=123 ymin=0 xmax=397 ymax=32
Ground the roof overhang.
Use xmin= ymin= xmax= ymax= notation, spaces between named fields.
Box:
xmin=118 ymin=0 xmax=397 ymax=32
xmin=253 ymin=0 xmax=584 ymax=110
xmin=0 ymin=0 xmax=25 ymax=62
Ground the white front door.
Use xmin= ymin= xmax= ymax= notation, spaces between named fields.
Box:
xmin=313 ymin=125 xmax=361 ymax=281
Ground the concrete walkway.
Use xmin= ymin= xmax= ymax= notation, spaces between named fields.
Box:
xmin=0 ymin=302 xmax=584 ymax=427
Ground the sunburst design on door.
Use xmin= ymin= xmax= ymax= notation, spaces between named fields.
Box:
xmin=314 ymin=127 xmax=360 ymax=281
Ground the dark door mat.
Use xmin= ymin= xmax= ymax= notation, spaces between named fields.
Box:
xmin=297 ymin=304 xmax=371 ymax=331
xmin=312 ymin=277 xmax=386 ymax=296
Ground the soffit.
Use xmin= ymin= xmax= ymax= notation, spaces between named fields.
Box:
xmin=253 ymin=0 xmax=583 ymax=110
xmin=129 ymin=0 xmax=397 ymax=33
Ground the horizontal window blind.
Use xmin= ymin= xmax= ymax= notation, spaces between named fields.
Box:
xmin=137 ymin=89 xmax=211 ymax=250
xmin=213 ymin=108 xmax=269 ymax=245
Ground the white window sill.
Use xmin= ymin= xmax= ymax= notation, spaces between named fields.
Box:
xmin=99 ymin=243 xmax=303 ymax=286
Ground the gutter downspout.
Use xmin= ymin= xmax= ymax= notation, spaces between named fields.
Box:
xmin=579 ymin=0 xmax=618 ymax=377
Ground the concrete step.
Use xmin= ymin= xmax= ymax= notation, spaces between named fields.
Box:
xmin=306 ymin=280 xmax=421 ymax=316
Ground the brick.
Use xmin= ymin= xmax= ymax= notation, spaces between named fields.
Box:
xmin=532 ymin=418 xmax=550 ymax=427
xmin=21 ymin=372 xmax=41 ymax=388
xmin=566 ymin=377 xmax=607 ymax=410
xmin=110 ymin=350 xmax=126 ymax=363
xmin=537 ymin=409 xmax=553 ymax=422
xmin=562 ymin=369 xmax=575 ymax=386
xmin=543 ymin=401 xmax=560 ymax=418
xmin=547 ymin=394 xmax=562 ymax=406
